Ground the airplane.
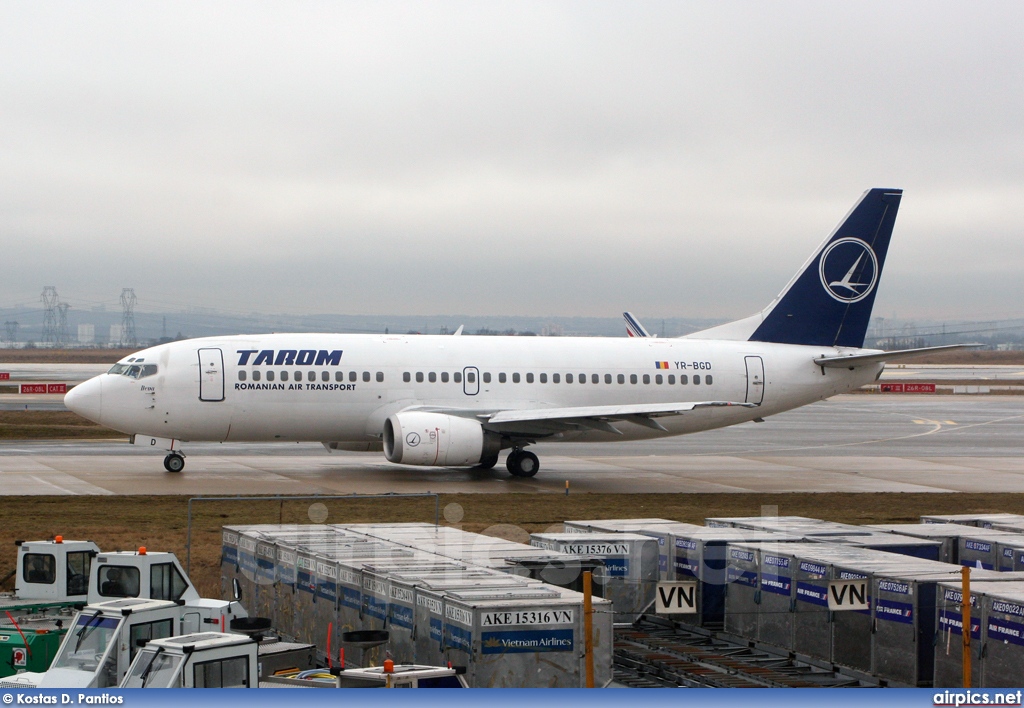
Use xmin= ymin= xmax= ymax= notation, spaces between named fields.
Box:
xmin=64 ymin=188 xmax=970 ymax=478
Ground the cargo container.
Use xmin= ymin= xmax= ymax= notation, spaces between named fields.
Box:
xmin=530 ymin=533 xmax=657 ymax=622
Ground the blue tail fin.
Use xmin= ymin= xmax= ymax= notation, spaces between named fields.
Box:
xmin=748 ymin=188 xmax=902 ymax=348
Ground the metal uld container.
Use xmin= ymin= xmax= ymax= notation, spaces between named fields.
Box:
xmin=440 ymin=586 xmax=612 ymax=688
xmin=633 ymin=523 xmax=709 ymax=579
xmin=724 ymin=543 xmax=761 ymax=640
xmin=673 ymin=529 xmax=799 ymax=631
xmin=979 ymin=586 xmax=1024 ymax=687
xmin=934 ymin=581 xmax=982 ymax=689
xmin=823 ymin=533 xmax=943 ymax=562
xmin=792 ymin=552 xmax=832 ymax=662
xmin=829 ymin=556 xmax=922 ymax=674
xmin=922 ymin=514 xmax=1024 ymax=528
xmin=865 ymin=523 xmax=979 ymax=564
xmin=562 ymin=518 xmax=682 ymax=533
xmin=705 ymin=515 xmax=824 ymax=529
xmin=959 ymin=531 xmax=1020 ymax=570
xmin=871 ymin=568 xmax=966 ymax=687
xmin=359 ymin=565 xmax=506 ymax=664
xmin=393 ymin=572 xmax=535 ymax=666
xmin=755 ymin=546 xmax=798 ymax=650
xmin=530 ymin=533 xmax=657 ymax=622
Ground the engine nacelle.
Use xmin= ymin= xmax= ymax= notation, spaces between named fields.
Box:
xmin=383 ymin=411 xmax=500 ymax=467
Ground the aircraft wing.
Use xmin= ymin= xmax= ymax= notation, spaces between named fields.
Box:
xmin=466 ymin=400 xmax=756 ymax=436
xmin=814 ymin=343 xmax=980 ymax=369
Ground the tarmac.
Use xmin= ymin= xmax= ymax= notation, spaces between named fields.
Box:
xmin=1 ymin=394 xmax=1022 ymax=496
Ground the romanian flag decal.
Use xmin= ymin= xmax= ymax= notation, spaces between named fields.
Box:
xmin=655 ymin=362 xmax=669 ymax=369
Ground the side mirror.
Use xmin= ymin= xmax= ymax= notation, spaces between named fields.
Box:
xmin=232 ymin=578 xmax=242 ymax=602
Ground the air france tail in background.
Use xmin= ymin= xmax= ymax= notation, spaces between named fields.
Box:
xmin=65 ymin=188 xmax=971 ymax=478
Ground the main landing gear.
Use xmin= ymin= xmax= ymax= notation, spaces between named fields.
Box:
xmin=163 ymin=452 xmax=186 ymax=473
xmin=506 ymin=448 xmax=539 ymax=478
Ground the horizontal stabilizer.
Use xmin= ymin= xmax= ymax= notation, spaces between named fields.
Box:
xmin=814 ymin=344 xmax=981 ymax=369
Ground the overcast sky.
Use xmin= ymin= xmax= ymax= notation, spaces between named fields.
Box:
xmin=1 ymin=1 xmax=1022 ymax=324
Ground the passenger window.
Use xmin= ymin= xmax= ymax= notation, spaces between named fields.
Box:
xmin=566 ymin=374 xmax=573 ymax=384
xmin=66 ymin=551 xmax=91 ymax=595
xmin=706 ymin=375 xmax=713 ymax=385
xmin=642 ymin=374 xmax=650 ymax=384
xmin=655 ymin=374 xmax=663 ymax=384
xmin=617 ymin=374 xmax=625 ymax=384
xmin=592 ymin=374 xmax=599 ymax=384
xmin=267 ymin=371 xmax=275 ymax=382
xmin=680 ymin=375 xmax=688 ymax=385
xmin=693 ymin=375 xmax=701 ymax=385
xmin=23 ymin=553 xmax=55 ymax=585
xmin=441 ymin=372 xmax=450 ymax=383
xmin=129 ymin=618 xmax=173 ymax=662
xmin=429 ymin=372 xmax=437 ymax=383
xmin=467 ymin=372 xmax=476 ymax=383
xmin=580 ymin=373 xmax=586 ymax=384
xmin=539 ymin=373 xmax=547 ymax=384
xmin=99 ymin=565 xmax=141 ymax=598
xmin=294 ymin=371 xmax=301 ymax=382
xmin=403 ymin=372 xmax=411 ymax=383
xmin=553 ymin=374 xmax=560 ymax=384
xmin=281 ymin=371 xmax=289 ymax=382
xmin=238 ymin=371 xmax=247 ymax=381
xmin=150 ymin=563 xmax=189 ymax=602
xmin=605 ymin=374 xmax=612 ymax=384
xmin=668 ymin=375 xmax=676 ymax=384
xmin=416 ymin=372 xmax=424 ymax=383
xmin=323 ymin=371 xmax=330 ymax=382
xmin=483 ymin=372 xmax=491 ymax=383
xmin=349 ymin=371 xmax=357 ymax=382
xmin=195 ymin=656 xmax=250 ymax=688
xmin=526 ymin=373 xmax=534 ymax=383
xmin=512 ymin=373 xmax=520 ymax=383
xmin=376 ymin=372 xmax=384 ymax=382
xmin=499 ymin=373 xmax=507 ymax=383
xmin=253 ymin=371 xmax=261 ymax=382
xmin=454 ymin=372 xmax=462 ymax=383
xmin=336 ymin=371 xmax=343 ymax=382
xmin=630 ymin=374 xmax=638 ymax=384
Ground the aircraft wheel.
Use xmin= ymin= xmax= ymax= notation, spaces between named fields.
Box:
xmin=164 ymin=453 xmax=185 ymax=473
xmin=507 ymin=450 xmax=539 ymax=478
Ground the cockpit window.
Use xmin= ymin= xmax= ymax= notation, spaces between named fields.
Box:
xmin=109 ymin=363 xmax=158 ymax=379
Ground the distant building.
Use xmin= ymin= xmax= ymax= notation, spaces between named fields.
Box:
xmin=77 ymin=324 xmax=95 ymax=344
xmin=109 ymin=324 xmax=122 ymax=345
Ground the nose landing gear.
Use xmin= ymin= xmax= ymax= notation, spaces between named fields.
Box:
xmin=505 ymin=448 xmax=539 ymax=478
xmin=163 ymin=452 xmax=186 ymax=473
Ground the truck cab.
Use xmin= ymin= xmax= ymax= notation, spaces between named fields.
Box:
xmin=121 ymin=632 xmax=259 ymax=688
xmin=87 ymin=549 xmax=200 ymax=606
xmin=11 ymin=538 xmax=100 ymax=604
xmin=24 ymin=594 xmax=248 ymax=689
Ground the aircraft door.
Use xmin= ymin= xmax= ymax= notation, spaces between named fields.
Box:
xmin=744 ymin=356 xmax=764 ymax=405
xmin=463 ymin=366 xmax=479 ymax=396
xmin=198 ymin=348 xmax=225 ymax=402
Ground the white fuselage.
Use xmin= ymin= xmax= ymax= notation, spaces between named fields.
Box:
xmin=69 ymin=334 xmax=882 ymax=446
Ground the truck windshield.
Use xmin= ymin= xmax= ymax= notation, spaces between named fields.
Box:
xmin=122 ymin=648 xmax=183 ymax=688
xmin=51 ymin=613 xmax=122 ymax=673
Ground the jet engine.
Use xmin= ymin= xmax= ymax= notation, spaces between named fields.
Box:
xmin=383 ymin=411 xmax=501 ymax=467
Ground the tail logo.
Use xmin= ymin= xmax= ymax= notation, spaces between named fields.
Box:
xmin=818 ymin=237 xmax=879 ymax=304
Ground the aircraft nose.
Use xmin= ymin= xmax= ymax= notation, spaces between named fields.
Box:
xmin=65 ymin=376 xmax=103 ymax=422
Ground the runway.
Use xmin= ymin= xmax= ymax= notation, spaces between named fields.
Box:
xmin=2 ymin=395 xmax=1023 ymax=495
